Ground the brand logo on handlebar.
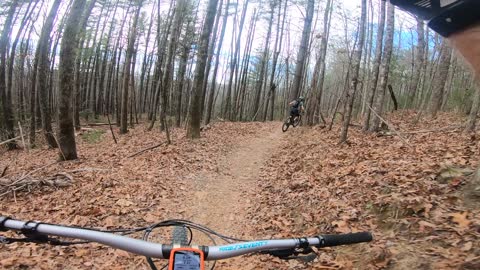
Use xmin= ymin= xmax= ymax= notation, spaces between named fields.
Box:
xmin=219 ymin=241 xmax=268 ymax=252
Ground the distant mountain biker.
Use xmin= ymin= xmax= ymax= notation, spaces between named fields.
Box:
xmin=288 ymin=96 xmax=305 ymax=122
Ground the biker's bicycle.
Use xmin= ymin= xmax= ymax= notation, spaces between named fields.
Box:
xmin=0 ymin=216 xmax=372 ymax=269
xmin=282 ymin=114 xmax=302 ymax=132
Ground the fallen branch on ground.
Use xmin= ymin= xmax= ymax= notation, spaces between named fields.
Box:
xmin=68 ymin=167 xmax=109 ymax=173
xmin=0 ymin=172 xmax=74 ymax=198
xmin=367 ymin=104 xmax=412 ymax=148
xmin=0 ymin=136 xmax=20 ymax=146
xmin=128 ymin=142 xmax=167 ymax=158
xmin=85 ymin=122 xmax=118 ymax=126
xmin=1 ymin=166 xmax=8 ymax=177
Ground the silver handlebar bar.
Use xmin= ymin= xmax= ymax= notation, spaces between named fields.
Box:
xmin=0 ymin=216 xmax=372 ymax=261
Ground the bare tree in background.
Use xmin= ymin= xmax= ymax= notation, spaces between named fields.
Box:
xmin=187 ymin=0 xmax=219 ymax=139
xmin=362 ymin=0 xmax=385 ymax=132
xmin=429 ymin=39 xmax=452 ymax=118
xmin=369 ymin=0 xmax=395 ymax=132
xmin=57 ymin=0 xmax=89 ymax=160
xmin=290 ymin=0 xmax=314 ymax=100
xmin=339 ymin=0 xmax=367 ymax=143
xmin=120 ymin=0 xmax=143 ymax=134
xmin=37 ymin=0 xmax=63 ymax=148
xmin=407 ymin=17 xmax=426 ymax=105
xmin=0 ymin=0 xmax=19 ymax=150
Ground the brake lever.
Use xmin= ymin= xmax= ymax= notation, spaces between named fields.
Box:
xmin=261 ymin=247 xmax=317 ymax=260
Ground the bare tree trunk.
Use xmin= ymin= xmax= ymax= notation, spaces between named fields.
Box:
xmin=339 ymin=0 xmax=367 ymax=143
xmin=237 ymin=9 xmax=257 ymax=121
xmin=187 ymin=0 xmax=219 ymax=139
xmin=428 ymin=39 xmax=452 ymax=118
xmin=251 ymin=2 xmax=275 ymax=120
xmin=369 ymin=1 xmax=395 ymax=132
xmin=97 ymin=3 xmax=118 ymax=116
xmin=57 ymin=0 xmax=87 ymax=160
xmin=268 ymin=0 xmax=288 ymax=121
xmin=224 ymin=0 xmax=249 ymax=119
xmin=200 ymin=0 xmax=223 ymax=119
xmin=465 ymin=78 xmax=480 ymax=132
xmin=362 ymin=0 xmax=385 ymax=131
xmin=36 ymin=0 xmax=62 ymax=148
xmin=161 ymin=0 xmax=187 ymax=131
xmin=138 ymin=2 xmax=155 ymax=115
xmin=306 ymin=0 xmax=333 ymax=126
xmin=290 ymin=0 xmax=314 ymax=100
xmin=0 ymin=0 xmax=19 ymax=150
xmin=148 ymin=0 xmax=174 ymax=130
xmin=29 ymin=39 xmax=41 ymax=146
xmin=407 ymin=17 xmax=425 ymax=105
xmin=205 ymin=0 xmax=230 ymax=125
xmin=120 ymin=1 xmax=143 ymax=134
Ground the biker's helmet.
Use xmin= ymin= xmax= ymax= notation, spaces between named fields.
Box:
xmin=298 ymin=96 xmax=305 ymax=102
xmin=390 ymin=0 xmax=480 ymax=37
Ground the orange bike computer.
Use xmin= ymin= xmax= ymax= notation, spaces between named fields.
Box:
xmin=168 ymin=247 xmax=205 ymax=270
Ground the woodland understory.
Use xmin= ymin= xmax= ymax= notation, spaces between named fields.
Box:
xmin=1 ymin=0 xmax=480 ymax=268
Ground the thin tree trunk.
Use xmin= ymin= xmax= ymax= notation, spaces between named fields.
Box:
xmin=37 ymin=0 xmax=62 ymax=148
xmin=407 ymin=17 xmax=425 ymax=105
xmin=0 ymin=0 xmax=19 ymax=150
xmin=224 ymin=0 xmax=249 ymax=119
xmin=465 ymin=78 xmax=480 ymax=132
xmin=306 ymin=0 xmax=333 ymax=126
xmin=187 ymin=0 xmax=219 ymax=139
xmin=339 ymin=0 xmax=367 ymax=143
xmin=200 ymin=0 xmax=224 ymax=119
xmin=57 ymin=0 xmax=87 ymax=160
xmin=205 ymin=0 xmax=231 ymax=125
xmin=290 ymin=0 xmax=314 ymax=100
xmin=369 ymin=1 xmax=395 ymax=132
xmin=120 ymin=1 xmax=143 ymax=134
xmin=362 ymin=0 xmax=386 ymax=131
xmin=252 ymin=2 xmax=275 ymax=120
xmin=428 ymin=39 xmax=452 ymax=118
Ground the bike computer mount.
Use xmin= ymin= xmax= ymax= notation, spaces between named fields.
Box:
xmin=168 ymin=248 xmax=205 ymax=270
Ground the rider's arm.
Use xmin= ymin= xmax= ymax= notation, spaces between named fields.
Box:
xmin=288 ymin=100 xmax=295 ymax=106
xmin=449 ymin=24 xmax=480 ymax=75
xmin=390 ymin=1 xmax=480 ymax=77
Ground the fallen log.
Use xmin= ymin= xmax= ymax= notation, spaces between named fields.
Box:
xmin=367 ymin=104 xmax=412 ymax=148
xmin=0 ymin=172 xmax=73 ymax=198
xmin=0 ymin=136 xmax=20 ymax=146
xmin=128 ymin=142 xmax=167 ymax=158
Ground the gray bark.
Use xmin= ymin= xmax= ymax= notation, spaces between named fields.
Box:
xmin=370 ymin=1 xmax=395 ymax=132
xmin=187 ymin=0 xmax=219 ymax=139
xmin=290 ymin=0 xmax=314 ymax=100
xmin=57 ymin=0 xmax=87 ymax=160
xmin=362 ymin=0 xmax=385 ymax=131
xmin=339 ymin=0 xmax=367 ymax=143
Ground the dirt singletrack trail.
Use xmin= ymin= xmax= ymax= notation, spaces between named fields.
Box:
xmin=184 ymin=124 xmax=285 ymax=268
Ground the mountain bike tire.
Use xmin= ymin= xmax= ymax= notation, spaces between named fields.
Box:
xmin=293 ymin=115 xmax=301 ymax=127
xmin=172 ymin=226 xmax=189 ymax=246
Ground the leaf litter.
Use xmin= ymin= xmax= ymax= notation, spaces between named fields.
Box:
xmin=1 ymin=111 xmax=479 ymax=269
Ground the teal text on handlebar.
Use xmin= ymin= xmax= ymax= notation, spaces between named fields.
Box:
xmin=218 ymin=241 xmax=268 ymax=252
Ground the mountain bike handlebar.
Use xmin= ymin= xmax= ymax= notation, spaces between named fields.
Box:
xmin=0 ymin=216 xmax=372 ymax=261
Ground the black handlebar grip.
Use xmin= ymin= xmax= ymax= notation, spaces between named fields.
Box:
xmin=317 ymin=232 xmax=373 ymax=247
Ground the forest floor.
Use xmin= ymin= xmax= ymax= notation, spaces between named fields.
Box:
xmin=1 ymin=111 xmax=479 ymax=269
